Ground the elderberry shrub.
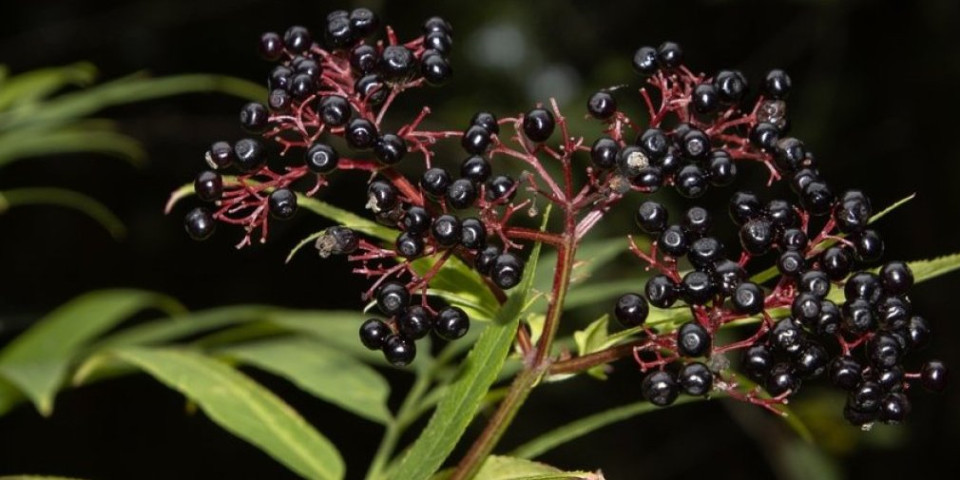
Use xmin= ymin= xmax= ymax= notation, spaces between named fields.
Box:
xmin=174 ymin=13 xmax=946 ymax=425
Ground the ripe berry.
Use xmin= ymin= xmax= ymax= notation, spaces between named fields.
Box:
xmin=680 ymin=129 xmax=710 ymax=161
xmin=475 ymin=245 xmax=500 ymax=276
xmin=382 ymin=334 xmax=416 ymax=366
xmin=376 ymin=281 xmax=409 ymax=316
xmin=852 ymin=229 xmax=885 ymax=264
xmin=305 ymin=142 xmax=340 ymax=174
xmin=820 ymin=246 xmax=853 ymax=280
xmin=677 ymin=321 xmax=711 ymax=357
xmin=794 ymin=342 xmax=828 ymax=379
xmin=398 ymin=306 xmax=434 ymax=340
xmin=876 ymin=295 xmax=911 ymax=327
xmin=486 ymin=175 xmax=516 ymax=202
xmin=750 ymin=122 xmax=780 ymax=150
xmin=739 ymin=217 xmax=775 ymax=255
xmin=349 ymin=8 xmax=380 ymax=37
xmin=350 ymin=44 xmax=379 ymax=73
xmin=770 ymin=317 xmax=804 ymax=355
xmin=294 ymin=57 xmax=321 ymax=80
xmin=657 ymin=147 xmax=682 ymax=174
xmin=492 ymin=252 xmax=524 ymax=289
xmin=421 ymin=168 xmax=452 ymax=198
xmin=681 ymin=270 xmax=715 ymax=305
xmin=283 ymin=26 xmax=312 ymax=54
xmin=641 ymin=370 xmax=679 ymax=406
xmin=743 ymin=344 xmax=774 ymax=381
xmin=637 ymin=128 xmax=669 ymax=159
xmin=829 ymin=357 xmax=863 ymax=390
xmin=421 ymin=53 xmax=452 ymax=86
xmin=632 ymin=46 xmax=659 ymax=75
xmin=773 ymin=137 xmax=805 ymax=173
xmin=657 ymin=41 xmax=683 ymax=68
xmin=402 ymin=206 xmax=431 ymax=234
xmin=677 ymin=206 xmax=709 ymax=238
xmin=842 ymin=298 xmax=876 ymax=333
xmin=374 ymin=134 xmax=406 ymax=165
xmin=658 ymin=225 xmax=689 ymax=257
xmin=645 ymin=274 xmax=679 ymax=308
xmin=268 ymin=88 xmax=292 ymax=112
xmin=732 ymin=282 xmax=765 ymax=315
xmin=850 ymin=381 xmax=883 ymax=413
xmin=269 ymin=65 xmax=293 ymax=91
xmin=396 ymin=231 xmax=425 ymax=258
xmin=766 ymin=363 xmax=801 ymax=396
xmin=447 ymin=178 xmax=478 ymax=209
xmin=587 ymin=91 xmax=617 ymax=119
xmin=777 ymin=250 xmax=806 ymax=277
xmin=635 ymin=201 xmax=668 ymax=234
xmin=729 ymin=191 xmax=761 ymax=225
xmin=906 ymin=315 xmax=932 ymax=350
xmin=435 ymin=306 xmax=470 ymax=340
xmin=834 ymin=191 xmax=872 ymax=233
xmin=359 ymin=319 xmax=390 ymax=350
xmin=880 ymin=261 xmax=914 ymax=295
xmin=470 ymin=112 xmax=499 ymax=134
xmin=867 ymin=333 xmax=901 ymax=369
xmin=239 ymin=102 xmax=269 ymax=133
xmin=614 ymin=293 xmax=648 ymax=327
xmin=289 ymin=73 xmax=315 ymax=99
xmin=765 ymin=199 xmax=798 ymax=229
xmin=845 ymin=272 xmax=882 ymax=304
xmin=461 ymin=125 xmax=492 ymax=154
xmin=460 ymin=217 xmax=487 ymax=250
xmin=875 ymin=366 xmax=905 ymax=392
xmin=879 ymin=392 xmax=911 ymax=424
xmin=799 ymin=270 xmax=831 ymax=299
xmin=431 ymin=214 xmax=461 ymax=248
xmin=791 ymin=168 xmax=819 ymax=194
xmin=692 ymin=83 xmax=719 ymax=113
xmin=194 ymin=171 xmax=223 ymax=202
xmin=424 ymin=30 xmax=452 ymax=54
xmin=688 ymin=237 xmax=725 ymax=270
xmin=319 ymin=95 xmax=352 ymax=127
xmin=367 ymin=180 xmax=398 ymax=213
xmin=675 ymin=165 xmax=708 ymax=198
xmin=184 ymin=207 xmax=216 ymax=241
xmin=324 ymin=15 xmax=356 ymax=49
xmin=522 ymin=108 xmax=555 ymax=142
xmin=268 ymin=188 xmax=298 ymax=220
xmin=679 ymin=362 xmax=714 ymax=396
xmin=423 ymin=16 xmax=453 ymax=36
xmin=206 ymin=141 xmax=235 ymax=169
xmin=258 ymin=32 xmax=284 ymax=61
xmin=708 ymin=150 xmax=737 ymax=186
xmin=816 ymin=300 xmax=842 ymax=335
xmin=843 ymin=403 xmax=877 ymax=426
xmin=920 ymin=360 xmax=948 ymax=392
xmin=632 ymin=167 xmax=661 ymax=191
xmin=379 ymin=45 xmax=417 ymax=82
xmin=346 ymin=118 xmax=378 ymax=150
xmin=763 ymin=69 xmax=792 ymax=99
xmin=713 ymin=259 xmax=746 ymax=295
xmin=791 ymin=292 xmax=821 ymax=326
xmin=713 ymin=70 xmax=747 ymax=103
xmin=355 ymin=74 xmax=387 ymax=105
xmin=233 ymin=138 xmax=266 ymax=172
xmin=617 ymin=146 xmax=650 ymax=178
xmin=780 ymin=228 xmax=808 ymax=251
xmin=461 ymin=155 xmax=492 ymax=183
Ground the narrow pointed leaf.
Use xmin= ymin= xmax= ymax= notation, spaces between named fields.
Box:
xmin=0 ymin=128 xmax=145 ymax=167
xmin=472 ymin=456 xmax=595 ymax=480
xmin=0 ymin=188 xmax=126 ymax=239
xmin=0 ymin=62 xmax=97 ymax=111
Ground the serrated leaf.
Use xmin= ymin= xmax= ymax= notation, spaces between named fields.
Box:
xmin=0 ymin=290 xmax=184 ymax=415
xmin=473 ymin=456 xmax=596 ymax=480
xmin=390 ymin=216 xmax=547 ymax=480
xmin=0 ymin=187 xmax=126 ymax=239
xmin=903 ymin=251 xmax=960 ymax=283
xmin=115 ymin=347 xmax=344 ymax=480
xmin=219 ymin=337 xmax=392 ymax=424
xmin=0 ymin=62 xmax=97 ymax=111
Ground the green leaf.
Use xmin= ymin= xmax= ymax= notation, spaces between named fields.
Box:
xmin=564 ymin=278 xmax=642 ymax=310
xmin=472 ymin=456 xmax=595 ymax=480
xmin=265 ymin=310 xmax=391 ymax=365
xmin=0 ymin=289 xmax=184 ymax=415
xmin=0 ymin=127 xmax=145 ymax=167
xmin=0 ymin=187 xmax=126 ymax=239
xmin=572 ymin=315 xmax=610 ymax=380
xmin=903 ymin=251 xmax=960 ymax=283
xmin=219 ymin=337 xmax=392 ymax=424
xmin=536 ymin=237 xmax=628 ymax=298
xmin=412 ymin=255 xmax=500 ymax=322
xmin=0 ymin=62 xmax=98 ymax=111
xmin=0 ymin=74 xmax=266 ymax=130
xmin=511 ymin=396 xmax=703 ymax=460
xmin=390 ymin=219 xmax=546 ymax=479
xmin=115 ymin=347 xmax=344 ymax=480
xmin=0 ymin=376 xmax=24 ymax=417
xmin=93 ymin=305 xmax=275 ymax=348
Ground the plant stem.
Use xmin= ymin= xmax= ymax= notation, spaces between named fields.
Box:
xmin=365 ymin=366 xmax=433 ymax=480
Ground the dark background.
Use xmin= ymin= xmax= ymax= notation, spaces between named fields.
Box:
xmin=1 ymin=0 xmax=959 ymax=478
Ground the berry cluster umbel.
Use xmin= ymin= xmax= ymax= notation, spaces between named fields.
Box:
xmin=174 ymin=12 xmax=946 ymax=425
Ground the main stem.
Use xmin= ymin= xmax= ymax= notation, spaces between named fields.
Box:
xmin=451 ymin=209 xmax=577 ymax=479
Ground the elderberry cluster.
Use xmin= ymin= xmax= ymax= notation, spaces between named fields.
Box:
xmin=604 ymin=42 xmax=946 ymax=426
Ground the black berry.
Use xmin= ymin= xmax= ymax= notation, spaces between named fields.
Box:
xmin=614 ymin=293 xmax=649 ymax=327
xmin=184 ymin=207 xmax=216 ymax=241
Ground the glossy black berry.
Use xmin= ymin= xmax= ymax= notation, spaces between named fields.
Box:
xmin=359 ymin=319 xmax=390 ymax=350
xmin=794 ymin=342 xmax=828 ymax=379
xmin=349 ymin=8 xmax=379 ymax=37
xmin=739 ymin=217 xmax=775 ymax=255
xmin=713 ymin=259 xmax=746 ymax=295
xmin=853 ymin=229 xmax=885 ymax=264
xmin=268 ymin=188 xmax=297 ymax=220
xmin=876 ymin=295 xmax=911 ymax=328
xmin=590 ymin=137 xmax=619 ymax=169
xmin=766 ymin=363 xmax=801 ymax=396
xmin=345 ymin=118 xmax=378 ymax=150
xmin=435 ymin=306 xmax=470 ymax=340
xmin=641 ymin=370 xmax=679 ymax=406
xmin=319 ymin=95 xmax=351 ymax=127
xmin=617 ymin=146 xmax=650 ymax=178
xmin=239 ymin=102 xmax=269 ymax=133
xmin=834 ymin=192 xmax=872 ymax=233
xmin=765 ymin=199 xmax=798 ymax=229
xmin=743 ymin=344 xmax=774 ymax=381
xmin=692 ymin=83 xmax=719 ymax=114
xmin=184 ymin=207 xmax=215 ymax=241
xmin=424 ymin=30 xmax=453 ymax=55
xmin=376 ymin=281 xmax=409 ymax=316
xmin=770 ymin=317 xmax=804 ymax=355
xmin=921 ymin=360 xmax=948 ymax=392
xmin=658 ymin=225 xmax=689 ymax=257
xmin=396 ymin=231 xmax=424 ymax=258
xmin=906 ymin=315 xmax=932 ymax=350
xmin=875 ymin=366 xmax=905 ymax=392
xmin=305 ymin=142 xmax=339 ymax=174
xmin=850 ymin=381 xmax=883 ymax=413
xmin=867 ymin=333 xmax=901 ymax=369
xmin=750 ymin=122 xmax=780 ymax=150
xmin=461 ymin=125 xmax=492 ymax=154
xmin=879 ymin=393 xmax=911 ymax=424
xmin=206 ymin=141 xmax=235 ymax=169
xmin=233 ymin=138 xmax=266 ymax=172
xmin=355 ymin=74 xmax=387 ymax=105
xmin=492 ymin=252 xmax=524 ymax=289
xmin=269 ymin=65 xmax=293 ymax=91
xmin=880 ymin=261 xmax=913 ymax=295
xmin=679 ymin=362 xmax=713 ymax=396
xmin=632 ymin=168 xmax=662 ymax=191
xmin=799 ymin=270 xmax=831 ymax=299
xmin=614 ymin=293 xmax=648 ymax=328
xmin=777 ymin=250 xmax=806 ymax=278
xmin=791 ymin=292 xmax=822 ymax=326
xmin=763 ymin=69 xmax=792 ymax=99
xmin=636 ymin=201 xmax=668 ymax=234
xmin=587 ymin=91 xmax=617 ymax=119
xmin=475 ymin=245 xmax=500 ymax=276
xmin=289 ymin=73 xmax=315 ymax=99
xmin=688 ymin=237 xmax=725 ymax=270
xmin=829 ymin=357 xmax=863 ymax=390
xmin=258 ymin=32 xmax=284 ymax=61
xmin=675 ymin=165 xmax=708 ymax=198
xmin=522 ymin=108 xmax=555 ymax=142
xmin=459 ymin=156 xmax=492 ymax=184
xmin=707 ymin=150 xmax=737 ymax=186
xmin=324 ymin=15 xmax=356 ymax=49
xmin=366 ymin=180 xmax=398 ymax=213
xmin=632 ymin=46 xmax=659 ymax=75
xmin=283 ymin=26 xmax=312 ymax=54
xmin=268 ymin=88 xmax=291 ymax=112
xmin=680 ymin=129 xmax=710 ymax=161
xmin=423 ymin=16 xmax=453 ymax=36
xmin=397 ymin=306 xmax=434 ymax=340
xmin=420 ymin=168 xmax=452 ymax=198
xmin=677 ymin=321 xmax=711 ymax=357
xmin=460 ymin=217 xmax=487 ymax=250
xmin=645 ymin=274 xmax=679 ymax=308
xmin=845 ymin=272 xmax=882 ymax=304
xmin=656 ymin=41 xmax=683 ymax=68
xmin=447 ymin=179 xmax=478 ymax=209
xmin=780 ymin=228 xmax=808 ymax=251
xmin=382 ymin=334 xmax=416 ymax=367
xmin=820 ymin=246 xmax=853 ymax=280
xmin=842 ymin=299 xmax=876 ymax=334
xmin=732 ymin=282 xmax=765 ymax=315
xmin=729 ymin=191 xmax=761 ymax=225
xmin=681 ymin=270 xmax=715 ymax=306
xmin=421 ymin=53 xmax=452 ymax=86
xmin=194 ymin=171 xmax=223 ymax=202
xmin=637 ymin=128 xmax=669 ymax=159
xmin=791 ymin=168 xmax=819 ymax=194
xmin=656 ymin=147 xmax=682 ymax=174
xmin=470 ymin=112 xmax=499 ymax=135
xmin=816 ymin=300 xmax=842 ymax=335
xmin=713 ymin=70 xmax=747 ymax=103
xmin=374 ymin=134 xmax=406 ymax=165
xmin=293 ymin=57 xmax=321 ymax=80
xmin=379 ymin=45 xmax=416 ymax=82
xmin=350 ymin=44 xmax=379 ymax=73
xmin=486 ymin=175 xmax=516 ymax=202
xmin=402 ymin=206 xmax=431 ymax=234
xmin=773 ymin=137 xmax=805 ymax=173
xmin=431 ymin=214 xmax=461 ymax=248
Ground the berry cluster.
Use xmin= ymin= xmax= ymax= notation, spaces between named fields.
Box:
xmin=174 ymin=12 xmax=946 ymax=425
xmin=605 ymin=42 xmax=946 ymax=426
